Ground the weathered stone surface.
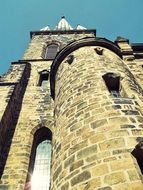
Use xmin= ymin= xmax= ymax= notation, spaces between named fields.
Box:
xmin=110 ymin=158 xmax=134 ymax=171
xmin=64 ymin=155 xmax=75 ymax=168
xmin=127 ymin=169 xmax=140 ymax=181
xmin=53 ymin=164 xmax=62 ymax=181
xmin=91 ymin=119 xmax=108 ymax=129
xmin=120 ymin=124 xmax=135 ymax=128
xmin=107 ymin=130 xmax=129 ymax=137
xmin=121 ymin=110 xmax=140 ymax=115
xmin=69 ymin=140 xmax=88 ymax=155
xmin=99 ymin=138 xmax=125 ymax=151
xmin=97 ymin=187 xmax=112 ymax=190
xmin=79 ymin=177 xmax=101 ymax=189
xmin=71 ymin=171 xmax=91 ymax=186
xmin=104 ymin=172 xmax=126 ymax=185
xmin=70 ymin=160 xmax=84 ymax=172
xmin=113 ymin=99 xmax=134 ymax=105
xmin=77 ymin=144 xmax=97 ymax=159
xmin=89 ymin=133 xmax=106 ymax=143
xmin=92 ymin=164 xmax=109 ymax=177
xmin=61 ymin=182 xmax=69 ymax=190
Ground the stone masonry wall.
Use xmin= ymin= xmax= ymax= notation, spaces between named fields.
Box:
xmin=0 ymin=61 xmax=54 ymax=190
xmin=0 ymin=63 xmax=30 ymax=178
xmin=23 ymin=33 xmax=95 ymax=60
xmin=116 ymin=40 xmax=143 ymax=112
xmin=52 ymin=46 xmax=143 ymax=190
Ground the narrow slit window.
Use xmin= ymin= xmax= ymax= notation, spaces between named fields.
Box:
xmin=45 ymin=44 xmax=59 ymax=59
xmin=102 ymin=72 xmax=120 ymax=97
xmin=132 ymin=142 xmax=143 ymax=174
xmin=38 ymin=70 xmax=49 ymax=89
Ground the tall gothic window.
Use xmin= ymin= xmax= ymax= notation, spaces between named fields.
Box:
xmin=25 ymin=127 xmax=52 ymax=190
xmin=45 ymin=44 xmax=59 ymax=59
xmin=31 ymin=140 xmax=52 ymax=190
xmin=102 ymin=72 xmax=120 ymax=97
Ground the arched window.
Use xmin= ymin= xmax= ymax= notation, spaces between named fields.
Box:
xmin=102 ymin=72 xmax=120 ymax=97
xmin=38 ymin=70 xmax=49 ymax=89
xmin=45 ymin=44 xmax=59 ymax=59
xmin=25 ymin=127 xmax=52 ymax=190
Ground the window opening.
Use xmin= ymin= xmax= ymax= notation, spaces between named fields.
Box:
xmin=38 ymin=70 xmax=49 ymax=89
xmin=45 ymin=44 xmax=59 ymax=59
xmin=132 ymin=142 xmax=143 ymax=174
xmin=24 ymin=127 xmax=52 ymax=190
xmin=31 ymin=140 xmax=52 ymax=190
xmin=102 ymin=72 xmax=120 ymax=97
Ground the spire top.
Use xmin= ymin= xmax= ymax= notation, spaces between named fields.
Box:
xmin=56 ymin=17 xmax=73 ymax=31
xmin=40 ymin=17 xmax=87 ymax=31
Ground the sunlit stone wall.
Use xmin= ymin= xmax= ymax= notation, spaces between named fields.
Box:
xmin=52 ymin=46 xmax=143 ymax=189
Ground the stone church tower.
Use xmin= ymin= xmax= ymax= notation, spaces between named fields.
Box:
xmin=0 ymin=17 xmax=143 ymax=190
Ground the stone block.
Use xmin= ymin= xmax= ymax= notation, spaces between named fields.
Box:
xmin=89 ymin=133 xmax=106 ymax=144
xmin=53 ymin=164 xmax=62 ymax=181
xmin=71 ymin=170 xmax=91 ymax=186
xmin=120 ymin=124 xmax=135 ymax=129
xmin=92 ymin=164 xmax=109 ymax=177
xmin=86 ymin=151 xmax=110 ymax=163
xmin=127 ymin=169 xmax=140 ymax=181
xmin=107 ymin=130 xmax=129 ymax=138
xmin=91 ymin=119 xmax=108 ymax=129
xmin=61 ymin=182 xmax=69 ymax=190
xmin=99 ymin=138 xmax=125 ymax=151
xmin=97 ymin=187 xmax=112 ymax=190
xmin=79 ymin=177 xmax=101 ymax=189
xmin=77 ymin=144 xmax=97 ymax=159
xmin=64 ymin=155 xmax=75 ymax=168
xmin=69 ymin=140 xmax=88 ymax=155
xmin=110 ymin=158 xmax=134 ymax=171
xmin=104 ymin=172 xmax=126 ymax=185
xmin=70 ymin=160 xmax=84 ymax=172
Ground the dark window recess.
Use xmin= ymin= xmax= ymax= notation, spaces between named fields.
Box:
xmin=102 ymin=72 xmax=120 ymax=97
xmin=38 ymin=70 xmax=49 ymax=88
xmin=132 ymin=142 xmax=143 ymax=174
xmin=45 ymin=44 xmax=59 ymax=59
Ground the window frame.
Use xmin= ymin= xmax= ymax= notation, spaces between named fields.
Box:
xmin=45 ymin=43 xmax=59 ymax=60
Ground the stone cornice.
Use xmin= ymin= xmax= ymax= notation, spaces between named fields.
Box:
xmin=30 ymin=29 xmax=96 ymax=39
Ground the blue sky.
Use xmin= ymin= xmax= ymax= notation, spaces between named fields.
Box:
xmin=0 ymin=0 xmax=143 ymax=74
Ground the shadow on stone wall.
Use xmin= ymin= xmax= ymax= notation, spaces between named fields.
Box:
xmin=0 ymin=63 xmax=31 ymax=178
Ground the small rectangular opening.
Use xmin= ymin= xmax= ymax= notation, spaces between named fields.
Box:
xmin=38 ymin=70 xmax=49 ymax=89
